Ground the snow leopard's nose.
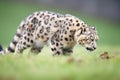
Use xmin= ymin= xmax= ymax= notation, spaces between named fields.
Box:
xmin=86 ymin=47 xmax=96 ymax=51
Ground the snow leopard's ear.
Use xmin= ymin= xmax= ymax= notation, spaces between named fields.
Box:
xmin=90 ymin=26 xmax=97 ymax=33
xmin=91 ymin=27 xmax=96 ymax=30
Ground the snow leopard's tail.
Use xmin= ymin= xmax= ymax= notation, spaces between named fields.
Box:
xmin=0 ymin=21 xmax=25 ymax=55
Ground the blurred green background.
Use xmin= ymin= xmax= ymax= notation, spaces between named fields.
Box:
xmin=0 ymin=1 xmax=120 ymax=80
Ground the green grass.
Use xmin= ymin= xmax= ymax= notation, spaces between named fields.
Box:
xmin=0 ymin=46 xmax=120 ymax=80
xmin=0 ymin=1 xmax=120 ymax=80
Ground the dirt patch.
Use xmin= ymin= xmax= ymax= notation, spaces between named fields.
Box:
xmin=67 ymin=57 xmax=75 ymax=63
xmin=100 ymin=51 xmax=112 ymax=59
xmin=66 ymin=57 xmax=82 ymax=64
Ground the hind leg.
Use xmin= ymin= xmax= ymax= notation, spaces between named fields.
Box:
xmin=15 ymin=34 xmax=34 ymax=54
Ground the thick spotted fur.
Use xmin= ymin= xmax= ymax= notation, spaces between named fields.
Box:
xmin=0 ymin=11 xmax=99 ymax=55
